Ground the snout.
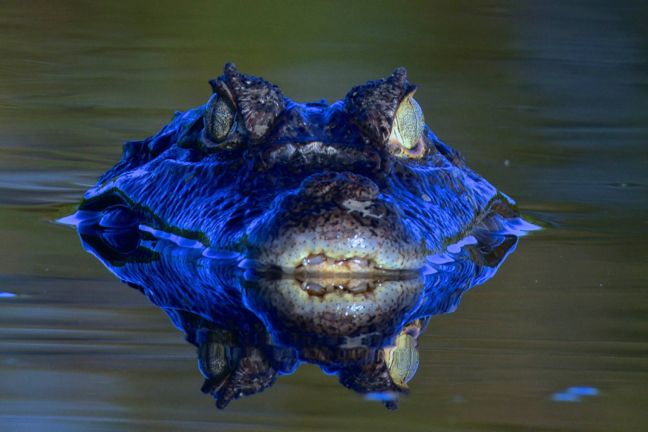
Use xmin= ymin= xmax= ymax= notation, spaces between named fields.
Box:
xmin=246 ymin=172 xmax=425 ymax=273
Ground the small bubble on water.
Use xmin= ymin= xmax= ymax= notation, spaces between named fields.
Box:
xmin=567 ymin=386 xmax=600 ymax=397
xmin=552 ymin=392 xmax=581 ymax=403
xmin=552 ymin=386 xmax=599 ymax=403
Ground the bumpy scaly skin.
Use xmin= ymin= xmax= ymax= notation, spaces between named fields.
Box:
xmin=345 ymin=67 xmax=415 ymax=145
xmin=247 ymin=172 xmax=424 ymax=270
xmin=80 ymin=63 xmax=518 ymax=272
xmin=209 ymin=63 xmax=285 ymax=142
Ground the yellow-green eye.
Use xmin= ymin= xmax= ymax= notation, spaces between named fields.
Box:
xmin=389 ymin=93 xmax=425 ymax=156
xmin=204 ymin=93 xmax=235 ymax=142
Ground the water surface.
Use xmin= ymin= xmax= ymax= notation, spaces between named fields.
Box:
xmin=1 ymin=1 xmax=647 ymax=431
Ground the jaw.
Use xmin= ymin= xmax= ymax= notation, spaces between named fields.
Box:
xmin=249 ymin=230 xmax=426 ymax=275
xmin=291 ymin=253 xmax=422 ymax=277
xmin=245 ymin=250 xmax=425 ymax=279
xmin=241 ymin=246 xmax=425 ymax=338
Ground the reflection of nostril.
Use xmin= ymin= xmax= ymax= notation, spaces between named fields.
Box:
xmin=302 ymin=172 xmax=379 ymax=201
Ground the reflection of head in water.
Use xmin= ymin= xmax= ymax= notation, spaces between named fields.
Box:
xmin=70 ymin=212 xmax=528 ymax=409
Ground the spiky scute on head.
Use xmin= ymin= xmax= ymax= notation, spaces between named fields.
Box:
xmin=344 ymin=67 xmax=417 ymax=145
xmin=209 ymin=63 xmax=286 ymax=142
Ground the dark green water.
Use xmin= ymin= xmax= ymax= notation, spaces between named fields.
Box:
xmin=1 ymin=1 xmax=647 ymax=431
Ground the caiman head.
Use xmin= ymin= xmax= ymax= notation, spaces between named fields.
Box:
xmin=66 ymin=64 xmax=534 ymax=410
xmin=75 ymin=63 xmax=522 ymax=298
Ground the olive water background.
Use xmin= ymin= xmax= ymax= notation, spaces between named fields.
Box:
xmin=1 ymin=1 xmax=647 ymax=431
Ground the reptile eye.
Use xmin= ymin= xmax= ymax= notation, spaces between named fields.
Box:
xmin=204 ymin=93 xmax=235 ymax=143
xmin=389 ymin=93 xmax=425 ymax=157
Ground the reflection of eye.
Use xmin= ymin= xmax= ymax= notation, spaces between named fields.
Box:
xmin=385 ymin=332 xmax=419 ymax=388
xmin=204 ymin=93 xmax=235 ymax=143
xmin=389 ymin=93 xmax=425 ymax=157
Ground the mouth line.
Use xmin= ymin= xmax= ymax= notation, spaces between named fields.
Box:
xmin=239 ymin=253 xmax=422 ymax=282
xmin=292 ymin=253 xmax=418 ymax=276
xmin=289 ymin=271 xmax=424 ymax=298
xmin=241 ymin=253 xmax=422 ymax=297
xmin=295 ymin=276 xmax=382 ymax=296
xmin=297 ymin=253 xmax=378 ymax=272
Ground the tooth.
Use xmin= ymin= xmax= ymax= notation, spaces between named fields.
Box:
xmin=351 ymin=258 xmax=369 ymax=267
xmin=348 ymin=282 xmax=369 ymax=293
xmin=306 ymin=254 xmax=326 ymax=265
xmin=351 ymin=258 xmax=369 ymax=268
xmin=305 ymin=283 xmax=325 ymax=295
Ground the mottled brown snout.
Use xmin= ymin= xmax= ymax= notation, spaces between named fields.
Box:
xmin=248 ymin=172 xmax=425 ymax=272
xmin=301 ymin=172 xmax=379 ymax=202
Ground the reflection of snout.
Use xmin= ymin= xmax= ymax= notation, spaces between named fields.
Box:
xmin=247 ymin=172 xmax=425 ymax=272
xmin=242 ymin=275 xmax=424 ymax=338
